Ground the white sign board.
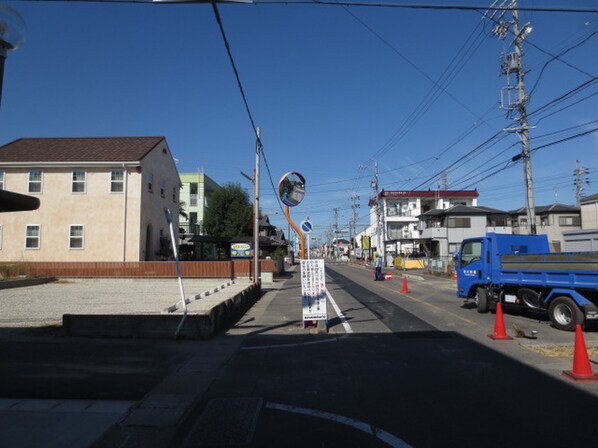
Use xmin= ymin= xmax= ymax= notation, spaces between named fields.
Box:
xmin=300 ymin=259 xmax=327 ymax=322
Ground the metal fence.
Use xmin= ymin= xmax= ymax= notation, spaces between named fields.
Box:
xmin=423 ymin=256 xmax=455 ymax=276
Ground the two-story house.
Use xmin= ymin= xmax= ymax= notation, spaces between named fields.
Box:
xmin=563 ymin=194 xmax=598 ymax=251
xmin=509 ymin=203 xmax=581 ymax=252
xmin=0 ymin=137 xmax=180 ymax=262
xmin=364 ymin=189 xmax=479 ymax=265
xmin=419 ymin=205 xmax=512 ymax=257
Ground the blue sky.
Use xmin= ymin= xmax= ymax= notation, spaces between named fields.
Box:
xmin=1 ymin=1 xmax=597 ymax=242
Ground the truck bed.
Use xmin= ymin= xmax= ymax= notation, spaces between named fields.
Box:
xmin=499 ymin=252 xmax=598 ymax=289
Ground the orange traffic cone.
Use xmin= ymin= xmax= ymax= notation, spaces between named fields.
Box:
xmin=562 ymin=324 xmax=598 ymax=382
xmin=488 ymin=303 xmax=513 ymax=340
xmin=401 ymin=276 xmax=409 ymax=293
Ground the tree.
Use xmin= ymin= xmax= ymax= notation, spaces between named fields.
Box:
xmin=179 ymin=200 xmax=189 ymax=220
xmin=202 ymin=182 xmax=253 ymax=237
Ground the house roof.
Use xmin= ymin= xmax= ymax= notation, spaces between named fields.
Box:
xmin=0 ymin=137 xmax=166 ymax=163
xmin=508 ymin=203 xmax=580 ymax=215
xmin=421 ymin=205 xmax=507 ymax=217
xmin=581 ymin=193 xmax=598 ymax=204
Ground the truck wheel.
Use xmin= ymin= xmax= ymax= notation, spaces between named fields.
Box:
xmin=476 ymin=288 xmax=489 ymax=314
xmin=548 ymin=296 xmax=584 ymax=331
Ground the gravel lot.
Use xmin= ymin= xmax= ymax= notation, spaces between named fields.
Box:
xmin=0 ymin=278 xmax=251 ymax=328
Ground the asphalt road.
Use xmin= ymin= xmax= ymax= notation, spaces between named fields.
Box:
xmin=176 ymin=263 xmax=598 ymax=448
xmin=3 ymin=265 xmax=598 ymax=447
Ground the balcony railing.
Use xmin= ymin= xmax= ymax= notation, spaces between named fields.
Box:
xmin=189 ymin=194 xmax=198 ymax=207
xmin=180 ymin=222 xmax=201 ymax=235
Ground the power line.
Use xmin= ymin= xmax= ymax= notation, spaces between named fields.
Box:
xmin=528 ymin=31 xmax=598 ymax=99
xmin=210 ymin=0 xmax=259 ymax=137
xmin=354 ymin=12 xmax=491 ymax=162
xmin=294 ymin=1 xmax=598 ymax=14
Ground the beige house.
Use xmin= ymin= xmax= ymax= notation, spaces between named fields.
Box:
xmin=0 ymin=137 xmax=180 ymax=262
xmin=510 ymin=203 xmax=581 ymax=252
xmin=580 ymin=193 xmax=598 ymax=229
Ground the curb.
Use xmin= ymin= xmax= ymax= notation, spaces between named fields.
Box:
xmin=0 ymin=277 xmax=56 ymax=290
xmin=162 ymin=279 xmax=237 ymax=313
xmin=63 ymin=283 xmax=261 ymax=340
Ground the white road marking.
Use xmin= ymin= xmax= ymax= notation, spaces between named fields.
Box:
xmin=266 ymin=402 xmax=412 ymax=448
xmin=326 ymin=288 xmax=354 ymax=334
xmin=239 ymin=284 xmax=353 ymax=351
xmin=240 ymin=337 xmax=341 ymax=351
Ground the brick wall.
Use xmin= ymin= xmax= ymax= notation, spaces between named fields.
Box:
xmin=1 ymin=258 xmax=283 ymax=278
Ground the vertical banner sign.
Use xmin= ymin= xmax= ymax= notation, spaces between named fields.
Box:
xmin=300 ymin=259 xmax=327 ymax=322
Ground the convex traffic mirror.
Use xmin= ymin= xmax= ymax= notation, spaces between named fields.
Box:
xmin=278 ymin=172 xmax=306 ymax=207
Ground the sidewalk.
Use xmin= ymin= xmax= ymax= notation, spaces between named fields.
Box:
xmin=0 ymin=275 xmax=293 ymax=448
xmin=93 ymin=271 xmax=306 ymax=448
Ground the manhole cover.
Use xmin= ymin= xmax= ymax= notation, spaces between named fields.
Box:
xmin=183 ymin=397 xmax=263 ymax=446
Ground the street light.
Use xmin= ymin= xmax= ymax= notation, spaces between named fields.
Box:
xmin=0 ymin=4 xmax=25 ymax=108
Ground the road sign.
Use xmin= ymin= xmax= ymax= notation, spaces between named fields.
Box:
xmin=300 ymin=219 xmax=313 ymax=234
xmin=300 ymin=259 xmax=327 ymax=322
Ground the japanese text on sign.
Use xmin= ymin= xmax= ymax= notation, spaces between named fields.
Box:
xmin=300 ymin=259 xmax=327 ymax=321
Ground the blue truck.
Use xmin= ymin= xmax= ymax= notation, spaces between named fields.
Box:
xmin=455 ymin=233 xmax=598 ymax=331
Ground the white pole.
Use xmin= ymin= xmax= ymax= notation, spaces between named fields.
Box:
xmin=164 ymin=208 xmax=187 ymax=338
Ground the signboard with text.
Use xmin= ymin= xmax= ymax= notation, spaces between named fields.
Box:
xmin=230 ymin=242 xmax=252 ymax=258
xmin=300 ymin=259 xmax=327 ymax=322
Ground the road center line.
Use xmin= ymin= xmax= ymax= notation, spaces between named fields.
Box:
xmin=266 ymin=402 xmax=412 ymax=448
xmin=378 ymin=279 xmax=478 ymax=326
xmin=326 ymin=288 xmax=354 ymax=334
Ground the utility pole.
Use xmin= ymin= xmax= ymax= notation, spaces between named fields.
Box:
xmin=252 ymin=128 xmax=261 ymax=284
xmin=371 ymin=161 xmax=386 ymax=265
xmin=491 ymin=0 xmax=536 ymax=234
xmin=574 ymin=160 xmax=590 ymax=206
xmin=350 ymin=194 xmax=360 ymax=263
xmin=440 ymin=170 xmax=450 ymax=190
xmin=333 ymin=207 xmax=340 ymax=260
xmin=325 ymin=227 xmax=333 ymax=259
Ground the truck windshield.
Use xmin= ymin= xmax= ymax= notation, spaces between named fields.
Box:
xmin=461 ymin=240 xmax=482 ymax=267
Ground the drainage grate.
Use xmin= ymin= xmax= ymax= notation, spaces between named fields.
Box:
xmin=183 ymin=397 xmax=263 ymax=447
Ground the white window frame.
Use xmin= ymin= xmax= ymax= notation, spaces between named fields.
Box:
xmin=110 ymin=170 xmax=125 ymax=193
xmin=25 ymin=225 xmax=41 ymax=249
xmin=148 ymin=174 xmax=154 ymax=192
xmin=160 ymin=179 xmax=166 ymax=198
xmin=28 ymin=170 xmax=43 ymax=194
xmin=69 ymin=224 xmax=85 ymax=250
xmin=72 ymin=170 xmax=86 ymax=194
xmin=0 ymin=171 xmax=4 ymax=190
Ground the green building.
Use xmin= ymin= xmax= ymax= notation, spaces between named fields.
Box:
xmin=179 ymin=172 xmax=220 ymax=237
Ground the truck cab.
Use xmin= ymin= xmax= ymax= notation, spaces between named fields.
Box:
xmin=456 ymin=233 xmax=550 ymax=303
